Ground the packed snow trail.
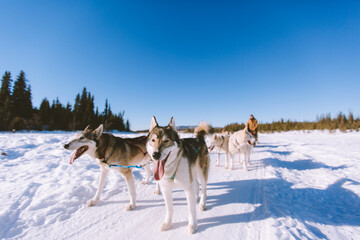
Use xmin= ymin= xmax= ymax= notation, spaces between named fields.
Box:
xmin=1 ymin=131 xmax=360 ymax=239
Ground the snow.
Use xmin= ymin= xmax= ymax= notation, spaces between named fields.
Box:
xmin=1 ymin=130 xmax=360 ymax=239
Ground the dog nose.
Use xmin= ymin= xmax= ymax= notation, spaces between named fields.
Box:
xmin=152 ymin=152 xmax=161 ymax=160
xmin=64 ymin=144 xmax=69 ymax=149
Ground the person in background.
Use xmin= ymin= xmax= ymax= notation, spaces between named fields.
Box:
xmin=246 ymin=114 xmax=258 ymax=143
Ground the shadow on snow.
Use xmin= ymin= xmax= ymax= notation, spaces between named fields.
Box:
xmin=200 ymin=176 xmax=359 ymax=237
xmin=264 ymin=158 xmax=347 ymax=171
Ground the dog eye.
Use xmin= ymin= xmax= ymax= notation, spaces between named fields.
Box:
xmin=151 ymin=139 xmax=155 ymax=142
xmin=163 ymin=139 xmax=169 ymax=143
xmin=80 ymin=137 xmax=85 ymax=140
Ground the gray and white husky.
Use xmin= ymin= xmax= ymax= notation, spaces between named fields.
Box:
xmin=63 ymin=124 xmax=151 ymax=210
xmin=228 ymin=128 xmax=256 ymax=171
xmin=146 ymin=117 xmax=210 ymax=234
xmin=208 ymin=134 xmax=230 ymax=168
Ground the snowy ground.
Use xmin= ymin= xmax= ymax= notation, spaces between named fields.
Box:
xmin=1 ymin=130 xmax=360 ymax=240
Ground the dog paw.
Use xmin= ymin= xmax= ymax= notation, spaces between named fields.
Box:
xmin=154 ymin=189 xmax=161 ymax=195
xmin=199 ymin=204 xmax=207 ymax=211
xmin=230 ymin=166 xmax=234 ymax=170
xmin=215 ymin=163 xmax=220 ymax=167
xmin=126 ymin=203 xmax=136 ymax=211
xmin=86 ymin=199 xmax=98 ymax=207
xmin=160 ymin=222 xmax=173 ymax=231
xmin=140 ymin=180 xmax=148 ymax=185
xmin=188 ymin=224 xmax=197 ymax=234
xmin=224 ymin=166 xmax=228 ymax=169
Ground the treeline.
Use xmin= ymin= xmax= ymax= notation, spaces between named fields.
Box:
xmin=0 ymin=70 xmax=130 ymax=131
xmin=223 ymin=112 xmax=360 ymax=133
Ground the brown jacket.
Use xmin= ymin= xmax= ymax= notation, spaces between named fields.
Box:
xmin=246 ymin=118 xmax=258 ymax=131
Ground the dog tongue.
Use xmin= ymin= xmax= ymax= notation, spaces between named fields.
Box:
xmin=70 ymin=150 xmax=77 ymax=164
xmin=153 ymin=160 xmax=165 ymax=181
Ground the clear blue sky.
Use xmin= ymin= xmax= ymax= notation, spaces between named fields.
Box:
xmin=1 ymin=0 xmax=360 ymax=130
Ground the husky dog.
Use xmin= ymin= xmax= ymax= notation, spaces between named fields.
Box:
xmin=63 ymin=125 xmax=151 ymax=210
xmin=147 ymin=117 xmax=210 ymax=234
xmin=208 ymin=134 xmax=230 ymax=168
xmin=228 ymin=128 xmax=256 ymax=171
xmin=153 ymin=121 xmax=213 ymax=196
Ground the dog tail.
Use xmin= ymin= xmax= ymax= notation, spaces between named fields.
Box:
xmin=194 ymin=121 xmax=214 ymax=142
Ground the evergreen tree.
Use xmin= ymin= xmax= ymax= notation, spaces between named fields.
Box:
xmin=103 ymin=99 xmax=110 ymax=130
xmin=50 ymin=98 xmax=66 ymax=130
xmin=73 ymin=93 xmax=81 ymax=130
xmin=72 ymin=88 xmax=95 ymax=129
xmin=0 ymin=71 xmax=12 ymax=130
xmin=64 ymin=102 xmax=73 ymax=130
xmin=0 ymin=71 xmax=12 ymax=103
xmin=11 ymin=71 xmax=33 ymax=120
xmin=39 ymin=98 xmax=51 ymax=127
xmin=125 ymin=119 xmax=130 ymax=131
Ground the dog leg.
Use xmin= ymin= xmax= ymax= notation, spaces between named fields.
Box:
xmin=184 ymin=186 xmax=197 ymax=234
xmin=230 ymin=154 xmax=235 ymax=170
xmin=123 ymin=170 xmax=137 ymax=210
xmin=248 ymin=153 xmax=252 ymax=165
xmin=195 ymin=179 xmax=200 ymax=203
xmin=87 ymin=167 xmax=109 ymax=207
xmin=216 ymin=151 xmax=220 ymax=167
xmin=228 ymin=153 xmax=233 ymax=169
xmin=154 ymin=181 xmax=161 ymax=195
xmin=141 ymin=164 xmax=151 ymax=185
xmin=225 ymin=152 xmax=229 ymax=169
xmin=198 ymin=172 xmax=207 ymax=211
xmin=242 ymin=153 xmax=248 ymax=171
xmin=160 ymin=186 xmax=173 ymax=231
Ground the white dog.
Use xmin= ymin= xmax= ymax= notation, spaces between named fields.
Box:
xmin=208 ymin=134 xmax=230 ymax=168
xmin=228 ymin=128 xmax=256 ymax=171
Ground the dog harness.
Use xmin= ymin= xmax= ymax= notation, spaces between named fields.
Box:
xmin=169 ymin=149 xmax=183 ymax=180
xmin=102 ymin=158 xmax=153 ymax=169
xmin=170 ymin=144 xmax=199 ymax=180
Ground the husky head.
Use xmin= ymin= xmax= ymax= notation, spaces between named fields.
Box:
xmin=147 ymin=116 xmax=180 ymax=181
xmin=244 ymin=128 xmax=256 ymax=147
xmin=208 ymin=134 xmax=222 ymax=152
xmin=63 ymin=124 xmax=103 ymax=164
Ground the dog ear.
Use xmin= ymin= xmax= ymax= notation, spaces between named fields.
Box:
xmin=214 ymin=135 xmax=218 ymax=140
xmin=149 ymin=116 xmax=158 ymax=132
xmin=168 ymin=117 xmax=176 ymax=131
xmin=93 ymin=124 xmax=103 ymax=138
xmin=84 ymin=125 xmax=91 ymax=131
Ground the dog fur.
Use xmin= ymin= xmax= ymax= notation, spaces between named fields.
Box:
xmin=63 ymin=124 xmax=151 ymax=210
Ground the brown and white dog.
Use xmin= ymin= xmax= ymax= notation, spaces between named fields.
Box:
xmin=146 ymin=117 xmax=210 ymax=234
xmin=63 ymin=125 xmax=152 ymax=210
